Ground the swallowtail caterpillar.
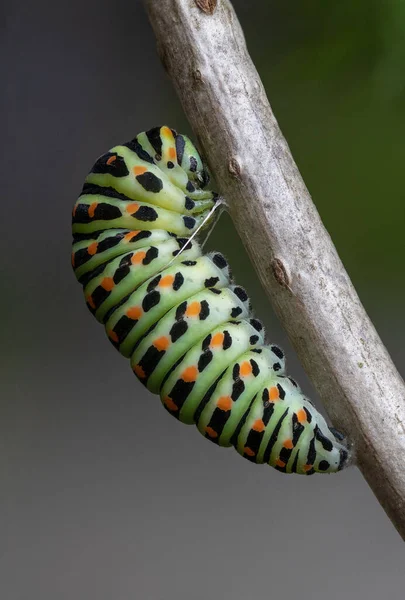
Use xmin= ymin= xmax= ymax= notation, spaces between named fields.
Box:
xmin=71 ymin=125 xmax=349 ymax=475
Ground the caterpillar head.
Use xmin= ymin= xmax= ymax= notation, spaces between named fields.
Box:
xmin=176 ymin=133 xmax=211 ymax=189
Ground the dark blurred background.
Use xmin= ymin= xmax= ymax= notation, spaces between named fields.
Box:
xmin=2 ymin=1 xmax=405 ymax=598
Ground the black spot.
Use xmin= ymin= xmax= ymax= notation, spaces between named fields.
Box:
xmin=277 ymin=384 xmax=286 ymax=399
xmin=314 ymin=425 xmax=333 ymax=452
xmin=291 ymin=451 xmax=300 ymax=473
xmin=232 ymin=364 xmax=240 ymax=381
xmin=231 ymin=307 xmax=242 ymax=318
xmin=291 ymin=413 xmax=305 ymax=446
xmin=182 ymin=260 xmax=197 ymax=266
xmin=208 ymin=288 xmax=221 ymax=295
xmin=177 ymin=238 xmax=192 ymax=250
xmin=318 ymin=460 xmax=330 ymax=471
xmin=212 ymin=253 xmax=227 ymax=269
xmin=306 ymin=436 xmax=317 ymax=466
xmin=263 ymin=408 xmax=289 ymax=463
xmin=175 ymin=301 xmax=187 ymax=321
xmin=223 ymin=331 xmax=232 ymax=350
xmin=262 ymin=401 xmax=275 ymax=426
xmin=329 ymin=426 xmax=345 ymax=441
xmin=262 ymin=388 xmax=269 ymax=406
xmin=199 ymin=300 xmax=210 ymax=320
xmin=73 ymin=248 xmax=93 ymax=268
xmin=73 ymin=202 xmax=122 ymax=224
xmin=184 ymin=196 xmax=195 ymax=210
xmin=249 ymin=335 xmax=259 ymax=346
xmin=146 ymin=127 xmax=163 ymax=157
xmin=198 ymin=351 xmax=213 ymax=372
xmin=204 ymin=276 xmax=219 ymax=288
xmin=167 ymin=161 xmax=174 ymax=169
xmin=173 ymin=272 xmax=184 ymax=291
xmin=183 ymin=216 xmax=196 ymax=230
xmin=90 ymin=286 xmax=110 ymax=310
xmin=186 ymin=181 xmax=195 ymax=193
xmin=134 ymin=205 xmax=159 ymax=222
xmin=175 ymin=134 xmax=186 ymax=165
xmin=250 ymin=319 xmax=263 ymax=332
xmin=113 ymin=259 xmax=131 ymax=284
xmin=271 ymin=345 xmax=284 ymax=359
xmin=288 ymin=377 xmax=298 ymax=387
xmin=273 ymin=362 xmax=282 ymax=372
xmin=142 ymin=291 xmax=161 ymax=312
xmin=251 ymin=348 xmax=262 ymax=354
xmin=231 ymin=379 xmax=245 ymax=401
xmin=170 ymin=320 xmax=188 ymax=342
xmin=338 ymin=449 xmax=348 ymax=470
xmin=233 ymin=286 xmax=248 ymax=302
xmin=304 ymin=407 xmax=312 ymax=423
xmin=143 ymin=246 xmax=159 ymax=265
xmin=124 ymin=137 xmax=154 ymax=164
xmin=189 ymin=156 xmax=198 ymax=172
xmin=91 ymin=152 xmax=129 ymax=177
xmin=202 ymin=334 xmax=212 ymax=350
xmin=136 ymin=172 xmax=164 ymax=194
xmin=147 ymin=275 xmax=161 ymax=292
xmin=200 ymin=169 xmax=210 ymax=189
xmin=251 ymin=359 xmax=260 ymax=377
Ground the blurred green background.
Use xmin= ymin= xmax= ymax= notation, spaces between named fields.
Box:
xmin=2 ymin=1 xmax=405 ymax=599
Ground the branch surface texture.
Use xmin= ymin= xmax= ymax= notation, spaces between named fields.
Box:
xmin=144 ymin=0 xmax=405 ymax=538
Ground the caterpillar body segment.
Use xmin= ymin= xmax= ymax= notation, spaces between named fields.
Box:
xmin=72 ymin=125 xmax=349 ymax=475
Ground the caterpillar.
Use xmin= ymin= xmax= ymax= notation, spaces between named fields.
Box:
xmin=72 ymin=125 xmax=349 ymax=475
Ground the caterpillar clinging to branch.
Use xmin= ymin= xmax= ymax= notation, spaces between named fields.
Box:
xmin=71 ymin=125 xmax=349 ymax=474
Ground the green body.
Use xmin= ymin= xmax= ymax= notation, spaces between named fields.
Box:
xmin=72 ymin=125 xmax=349 ymax=474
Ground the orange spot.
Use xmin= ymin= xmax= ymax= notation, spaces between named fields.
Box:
xmin=88 ymin=202 xmax=98 ymax=218
xmin=153 ymin=337 xmax=170 ymax=351
xmin=161 ymin=126 xmax=172 ymax=138
xmin=108 ymin=330 xmax=119 ymax=343
xmin=296 ymin=409 xmax=307 ymax=423
xmin=123 ymin=231 xmax=140 ymax=242
xmin=303 ymin=464 xmax=313 ymax=472
xmin=181 ymin=366 xmax=198 ymax=382
xmin=252 ymin=419 xmax=265 ymax=432
xmin=276 ymin=458 xmax=286 ymax=468
xmin=185 ymin=301 xmax=201 ymax=317
xmin=210 ymin=332 xmax=224 ymax=348
xmin=217 ymin=396 xmax=232 ymax=411
xmin=159 ymin=274 xmax=175 ymax=287
xmin=126 ymin=306 xmax=142 ymax=320
xmin=88 ymin=241 xmax=98 ymax=255
xmin=106 ymin=155 xmax=117 ymax=165
xmin=126 ymin=202 xmax=139 ymax=214
xmin=205 ymin=427 xmax=218 ymax=438
xmin=240 ymin=361 xmax=252 ymax=377
xmin=269 ymin=386 xmax=280 ymax=401
xmin=101 ymin=277 xmax=114 ymax=291
xmin=72 ymin=205 xmax=77 ymax=217
xmin=131 ymin=251 xmax=147 ymax=264
xmin=283 ymin=439 xmax=294 ymax=449
xmin=133 ymin=166 xmax=147 ymax=176
xmin=134 ymin=364 xmax=146 ymax=379
xmin=244 ymin=446 xmax=255 ymax=457
xmin=86 ymin=295 xmax=96 ymax=310
xmin=163 ymin=396 xmax=179 ymax=412
xmin=168 ymin=146 xmax=176 ymax=160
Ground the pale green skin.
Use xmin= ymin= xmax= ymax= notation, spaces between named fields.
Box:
xmin=72 ymin=126 xmax=349 ymax=475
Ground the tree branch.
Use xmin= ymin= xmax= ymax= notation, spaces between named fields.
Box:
xmin=144 ymin=0 xmax=405 ymax=538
